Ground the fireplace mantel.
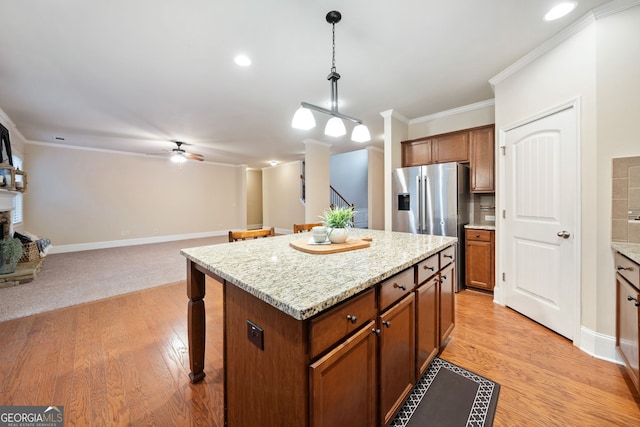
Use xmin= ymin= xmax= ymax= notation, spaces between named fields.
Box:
xmin=0 ymin=189 xmax=16 ymax=212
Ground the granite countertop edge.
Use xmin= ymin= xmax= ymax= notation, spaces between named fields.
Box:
xmin=611 ymin=242 xmax=640 ymax=265
xmin=181 ymin=229 xmax=457 ymax=320
xmin=464 ymin=224 xmax=496 ymax=230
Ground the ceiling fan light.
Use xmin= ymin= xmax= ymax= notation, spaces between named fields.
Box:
xmin=292 ymin=107 xmax=316 ymax=130
xmin=351 ymin=124 xmax=371 ymax=142
xmin=324 ymin=117 xmax=346 ymax=137
xmin=171 ymin=153 xmax=187 ymax=163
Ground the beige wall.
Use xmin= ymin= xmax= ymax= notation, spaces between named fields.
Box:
xmin=262 ymin=160 xmax=305 ymax=232
xmin=24 ymin=142 xmax=245 ymax=248
xmin=595 ymin=4 xmax=640 ymax=335
xmin=304 ymin=140 xmax=331 ymax=224
xmin=408 ymin=104 xmax=495 ymax=139
xmin=492 ymin=4 xmax=640 ymax=344
xmin=246 ymin=168 xmax=263 ymax=229
xmin=367 ymin=146 xmax=384 ymax=230
xmin=494 ymin=22 xmax=598 ymax=335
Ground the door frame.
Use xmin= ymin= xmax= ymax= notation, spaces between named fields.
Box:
xmin=495 ymin=97 xmax=582 ymax=346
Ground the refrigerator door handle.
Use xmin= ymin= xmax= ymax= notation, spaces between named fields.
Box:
xmin=416 ymin=175 xmax=422 ymax=233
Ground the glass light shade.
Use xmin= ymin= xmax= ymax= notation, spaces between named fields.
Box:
xmin=292 ymin=107 xmax=316 ymax=130
xmin=351 ymin=124 xmax=371 ymax=142
xmin=324 ymin=117 xmax=346 ymax=137
xmin=171 ymin=153 xmax=187 ymax=163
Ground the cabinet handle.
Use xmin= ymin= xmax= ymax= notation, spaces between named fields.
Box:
xmin=393 ymin=283 xmax=407 ymax=291
xmin=627 ymin=295 xmax=640 ymax=307
xmin=372 ymin=328 xmax=381 ymax=336
xmin=346 ymin=315 xmax=357 ymax=324
xmin=424 ymin=265 xmax=435 ymax=271
xmin=382 ymin=320 xmax=391 ymax=328
xmin=441 ymin=275 xmax=447 ymax=280
xmin=618 ymin=265 xmax=634 ymax=271
xmin=444 ymin=254 xmax=453 ymax=259
xmin=475 ymin=234 xmax=480 ymax=238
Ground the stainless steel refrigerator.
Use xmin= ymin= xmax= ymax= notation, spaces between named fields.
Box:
xmin=392 ymin=162 xmax=470 ymax=291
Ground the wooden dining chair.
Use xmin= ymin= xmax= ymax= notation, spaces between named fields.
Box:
xmin=228 ymin=227 xmax=275 ymax=242
xmin=292 ymin=223 xmax=323 ymax=234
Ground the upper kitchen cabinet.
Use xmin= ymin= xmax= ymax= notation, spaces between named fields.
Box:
xmin=469 ymin=125 xmax=495 ymax=193
xmin=432 ymin=132 xmax=469 ymax=163
xmin=402 ymin=138 xmax=432 ymax=166
xmin=401 ymin=124 xmax=495 ymax=193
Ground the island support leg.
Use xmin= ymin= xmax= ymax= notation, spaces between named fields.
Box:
xmin=187 ymin=259 xmax=206 ymax=383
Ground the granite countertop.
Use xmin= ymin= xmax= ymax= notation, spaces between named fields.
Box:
xmin=611 ymin=242 xmax=640 ymax=264
xmin=181 ymin=228 xmax=457 ymax=320
xmin=465 ymin=224 xmax=496 ymax=231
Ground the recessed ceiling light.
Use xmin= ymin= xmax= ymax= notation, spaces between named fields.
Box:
xmin=234 ymin=55 xmax=251 ymax=66
xmin=544 ymin=2 xmax=577 ymax=21
xmin=268 ymin=160 xmax=279 ymax=167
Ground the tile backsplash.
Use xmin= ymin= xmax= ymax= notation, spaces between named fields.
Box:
xmin=471 ymin=194 xmax=496 ymax=225
xmin=612 ymin=156 xmax=640 ymax=243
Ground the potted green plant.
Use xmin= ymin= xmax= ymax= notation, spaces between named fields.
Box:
xmin=0 ymin=238 xmax=24 ymax=274
xmin=320 ymin=206 xmax=356 ymax=243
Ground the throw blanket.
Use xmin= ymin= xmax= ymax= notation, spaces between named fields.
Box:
xmin=13 ymin=231 xmax=53 ymax=257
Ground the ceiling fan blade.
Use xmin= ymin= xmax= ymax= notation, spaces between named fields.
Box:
xmin=184 ymin=152 xmax=204 ymax=161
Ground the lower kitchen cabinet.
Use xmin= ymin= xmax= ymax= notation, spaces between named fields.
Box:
xmin=615 ymin=251 xmax=640 ymax=393
xmin=415 ymin=274 xmax=439 ymax=379
xmin=439 ymin=262 xmax=455 ymax=345
xmin=379 ymin=293 xmax=416 ymax=425
xmin=310 ymin=320 xmax=377 ymax=427
xmin=308 ymin=246 xmax=457 ymax=426
xmin=465 ymin=228 xmax=495 ymax=291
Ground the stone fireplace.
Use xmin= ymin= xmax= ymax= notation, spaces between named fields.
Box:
xmin=0 ymin=191 xmax=15 ymax=240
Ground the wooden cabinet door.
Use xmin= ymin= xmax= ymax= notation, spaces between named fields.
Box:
xmin=402 ymin=138 xmax=431 ymax=167
xmin=616 ymin=275 xmax=640 ymax=393
xmin=465 ymin=229 xmax=495 ymax=291
xmin=379 ymin=293 xmax=416 ymax=425
xmin=415 ymin=276 xmax=439 ymax=379
xmin=470 ymin=126 xmax=495 ymax=192
xmin=310 ymin=320 xmax=377 ymax=427
xmin=432 ymin=132 xmax=469 ymax=163
xmin=439 ymin=263 xmax=455 ymax=345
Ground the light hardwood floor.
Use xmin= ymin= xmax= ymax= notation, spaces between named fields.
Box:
xmin=0 ymin=280 xmax=638 ymax=426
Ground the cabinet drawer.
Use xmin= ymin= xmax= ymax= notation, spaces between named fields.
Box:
xmin=417 ymin=253 xmax=439 ymax=284
xmin=440 ymin=245 xmax=456 ymax=267
xmin=616 ymin=252 xmax=640 ymax=289
xmin=465 ymin=229 xmax=493 ymax=242
xmin=309 ymin=288 xmax=376 ymax=359
xmin=379 ymin=268 xmax=415 ymax=311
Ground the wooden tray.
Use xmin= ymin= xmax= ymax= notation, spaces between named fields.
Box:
xmin=289 ymin=237 xmax=371 ymax=254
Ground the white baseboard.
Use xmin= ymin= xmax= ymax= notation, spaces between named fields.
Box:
xmin=579 ymin=326 xmax=623 ymax=365
xmin=49 ymin=230 xmax=229 ymax=254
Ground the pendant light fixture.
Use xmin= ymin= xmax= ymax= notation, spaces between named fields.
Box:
xmin=292 ymin=11 xmax=371 ymax=143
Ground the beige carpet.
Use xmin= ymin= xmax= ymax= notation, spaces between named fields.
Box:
xmin=0 ymin=235 xmax=228 ymax=322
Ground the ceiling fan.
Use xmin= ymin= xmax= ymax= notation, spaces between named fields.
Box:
xmin=167 ymin=141 xmax=204 ymax=163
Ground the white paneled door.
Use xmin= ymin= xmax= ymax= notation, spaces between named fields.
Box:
xmin=503 ymin=106 xmax=578 ymax=340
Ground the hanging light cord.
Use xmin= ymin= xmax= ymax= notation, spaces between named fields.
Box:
xmin=331 ymin=21 xmax=336 ymax=74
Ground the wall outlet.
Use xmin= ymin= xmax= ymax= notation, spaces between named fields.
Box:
xmin=484 ymin=215 xmax=495 ymax=221
xmin=247 ymin=320 xmax=264 ymax=350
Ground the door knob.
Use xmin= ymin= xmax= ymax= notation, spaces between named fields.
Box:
xmin=557 ymin=231 xmax=571 ymax=239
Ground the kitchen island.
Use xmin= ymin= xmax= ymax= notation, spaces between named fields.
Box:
xmin=181 ymin=228 xmax=457 ymax=426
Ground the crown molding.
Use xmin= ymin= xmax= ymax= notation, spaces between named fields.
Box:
xmin=0 ymin=108 xmax=28 ymax=142
xmin=489 ymin=0 xmax=640 ymax=89
xmin=379 ymin=109 xmax=410 ymax=124
xmin=25 ymin=139 xmax=235 ymax=166
xmin=409 ymin=99 xmax=495 ymax=125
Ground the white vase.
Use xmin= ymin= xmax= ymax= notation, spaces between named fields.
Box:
xmin=328 ymin=227 xmax=348 ymax=244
